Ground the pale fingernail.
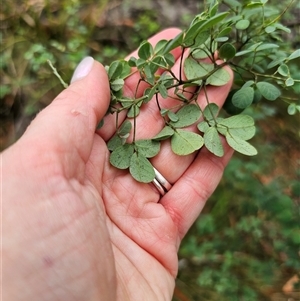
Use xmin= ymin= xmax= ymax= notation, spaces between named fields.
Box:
xmin=70 ymin=56 xmax=94 ymax=83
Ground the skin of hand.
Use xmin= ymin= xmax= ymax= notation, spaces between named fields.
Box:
xmin=2 ymin=28 xmax=234 ymax=301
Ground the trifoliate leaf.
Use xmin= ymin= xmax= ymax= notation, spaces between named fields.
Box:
xmin=129 ymin=153 xmax=155 ymax=183
xmin=170 ymin=104 xmax=201 ymax=128
xmin=153 ymin=126 xmax=175 ymax=141
xmin=256 ymin=82 xmax=281 ymax=101
xmin=232 ymin=87 xmax=254 ymax=109
xmin=110 ymin=144 xmax=134 ymax=169
xmin=134 ymin=139 xmax=160 ymax=158
xmin=217 ymin=115 xmax=256 ymax=140
xmin=204 ymin=126 xmax=224 ymax=157
xmin=171 ymin=129 xmax=204 ymax=155
xmin=225 ymin=133 xmax=257 ymax=156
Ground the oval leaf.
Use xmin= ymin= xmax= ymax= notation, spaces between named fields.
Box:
xmin=219 ymin=43 xmax=236 ymax=60
xmin=218 ymin=115 xmax=256 ymax=140
xmin=129 ymin=153 xmax=155 ymax=183
xmin=110 ymin=144 xmax=134 ymax=169
xmin=170 ymin=104 xmax=201 ymax=128
xmin=171 ymin=129 xmax=204 ymax=155
xmin=236 ymin=19 xmax=250 ymax=30
xmin=135 ymin=139 xmax=160 ymax=158
xmin=138 ymin=41 xmax=153 ymax=60
xmin=226 ymin=133 xmax=257 ymax=156
xmin=203 ymin=103 xmax=219 ymax=121
xmin=204 ymin=127 xmax=224 ymax=157
xmin=232 ymin=87 xmax=254 ymax=109
xmin=256 ymin=82 xmax=281 ymax=101
xmin=153 ymin=126 xmax=175 ymax=141
xmin=207 ymin=67 xmax=231 ymax=86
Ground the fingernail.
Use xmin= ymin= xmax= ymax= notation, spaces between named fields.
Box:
xmin=70 ymin=56 xmax=94 ymax=83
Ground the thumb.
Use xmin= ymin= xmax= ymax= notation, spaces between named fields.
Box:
xmin=24 ymin=57 xmax=110 ymax=161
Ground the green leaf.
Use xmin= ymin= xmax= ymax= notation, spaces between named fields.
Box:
xmin=217 ymin=26 xmax=232 ymax=37
xmin=154 ymin=39 xmax=168 ymax=54
xmin=287 ymin=103 xmax=297 ymax=115
xmin=170 ymin=104 xmax=201 ymax=128
xmin=110 ymin=78 xmax=124 ymax=92
xmin=183 ymin=20 xmax=205 ymax=47
xmin=204 ymin=126 xmax=224 ymax=157
xmin=203 ymin=103 xmax=219 ymax=121
xmin=236 ymin=19 xmax=250 ymax=30
xmin=232 ymin=87 xmax=254 ymax=109
xmin=285 ymin=78 xmax=294 ymax=87
xmin=184 ymin=57 xmax=209 ymax=84
xmin=223 ymin=90 xmax=245 ymax=115
xmin=288 ymin=49 xmax=300 ymax=61
xmin=217 ymin=115 xmax=256 ymax=140
xmin=110 ymin=144 xmax=134 ymax=169
xmin=138 ymin=41 xmax=154 ymax=60
xmin=108 ymin=60 xmax=123 ymax=80
xmin=158 ymin=83 xmax=168 ymax=98
xmin=127 ymin=105 xmax=140 ymax=118
xmin=107 ymin=135 xmax=123 ymax=151
xmin=171 ymin=129 xmax=204 ymax=155
xmin=225 ymin=133 xmax=257 ymax=156
xmin=198 ymin=12 xmax=229 ymax=32
xmin=168 ymin=111 xmax=179 ymax=122
xmin=118 ymin=120 xmax=132 ymax=137
xmin=128 ymin=57 xmax=137 ymax=67
xmin=134 ymin=139 xmax=160 ymax=158
xmin=144 ymin=64 xmax=155 ymax=85
xmin=265 ymin=25 xmax=276 ymax=33
xmin=153 ymin=126 xmax=175 ymax=141
xmin=219 ymin=43 xmax=236 ymax=60
xmin=197 ymin=121 xmax=210 ymax=133
xmin=163 ymin=31 xmax=184 ymax=54
xmin=277 ymin=64 xmax=289 ymax=77
xmin=275 ymin=23 xmax=291 ymax=33
xmin=256 ymin=82 xmax=281 ymax=101
xmin=206 ymin=67 xmax=231 ymax=86
xmin=129 ymin=153 xmax=155 ymax=183
xmin=256 ymin=43 xmax=279 ymax=51
xmin=96 ymin=119 xmax=104 ymax=129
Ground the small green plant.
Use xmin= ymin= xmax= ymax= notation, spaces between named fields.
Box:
xmin=102 ymin=0 xmax=299 ymax=183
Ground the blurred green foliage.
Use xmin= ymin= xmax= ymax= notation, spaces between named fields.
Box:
xmin=1 ymin=0 xmax=299 ymax=300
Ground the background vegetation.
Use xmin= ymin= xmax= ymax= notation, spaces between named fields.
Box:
xmin=1 ymin=0 xmax=299 ymax=300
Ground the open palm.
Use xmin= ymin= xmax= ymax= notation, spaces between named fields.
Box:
xmin=3 ymin=29 xmax=233 ymax=301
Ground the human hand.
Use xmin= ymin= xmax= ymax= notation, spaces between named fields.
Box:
xmin=2 ymin=28 xmax=233 ymax=301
